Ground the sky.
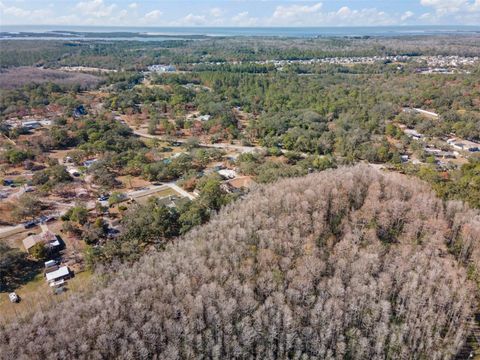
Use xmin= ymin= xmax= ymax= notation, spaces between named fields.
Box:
xmin=0 ymin=0 xmax=479 ymax=27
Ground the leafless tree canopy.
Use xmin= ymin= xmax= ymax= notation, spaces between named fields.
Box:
xmin=1 ymin=165 xmax=479 ymax=360
xmin=0 ymin=67 xmax=101 ymax=90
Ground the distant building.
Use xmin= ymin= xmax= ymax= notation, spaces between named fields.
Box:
xmin=222 ymin=176 xmax=256 ymax=194
xmin=198 ymin=114 xmax=211 ymax=121
xmin=73 ymin=105 xmax=87 ymax=118
xmin=83 ymin=159 xmax=97 ymax=168
xmin=21 ymin=120 xmax=41 ymax=130
xmin=39 ymin=119 xmax=52 ymax=126
xmin=67 ymin=168 xmax=81 ymax=177
xmin=404 ymin=128 xmax=424 ymax=140
xmin=148 ymin=64 xmax=176 ymax=73
xmin=447 ymin=138 xmax=480 ymax=152
xmin=218 ymin=169 xmax=237 ymax=179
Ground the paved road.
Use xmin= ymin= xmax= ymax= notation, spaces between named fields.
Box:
xmin=0 ymin=224 xmax=25 ymax=240
xmin=0 ymin=200 xmax=88 ymax=240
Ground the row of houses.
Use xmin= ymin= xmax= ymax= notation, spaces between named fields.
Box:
xmin=147 ymin=64 xmax=176 ymax=73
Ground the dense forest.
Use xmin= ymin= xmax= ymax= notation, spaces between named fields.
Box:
xmin=1 ymin=166 xmax=479 ymax=359
xmin=1 ymin=35 xmax=480 ymax=69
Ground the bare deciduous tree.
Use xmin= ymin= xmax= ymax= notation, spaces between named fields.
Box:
xmin=1 ymin=165 xmax=478 ymax=359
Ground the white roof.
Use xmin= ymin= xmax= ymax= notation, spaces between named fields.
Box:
xmin=46 ymin=266 xmax=69 ymax=282
xmin=218 ymin=169 xmax=237 ymax=179
xmin=45 ymin=260 xmax=56 ymax=267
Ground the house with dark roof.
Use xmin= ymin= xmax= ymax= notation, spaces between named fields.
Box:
xmin=73 ymin=105 xmax=87 ymax=118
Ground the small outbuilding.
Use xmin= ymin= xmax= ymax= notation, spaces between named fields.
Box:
xmin=45 ymin=260 xmax=57 ymax=269
xmin=218 ymin=169 xmax=237 ymax=179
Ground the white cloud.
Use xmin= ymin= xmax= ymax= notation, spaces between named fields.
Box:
xmin=210 ymin=7 xmax=223 ymax=17
xmin=0 ymin=1 xmax=53 ymax=23
xmin=75 ymin=0 xmax=116 ymax=18
xmin=272 ymin=2 xmax=322 ymax=20
xmin=336 ymin=6 xmax=351 ymax=16
xmin=3 ymin=4 xmax=29 ymax=16
xmin=268 ymin=4 xmax=394 ymax=26
xmin=420 ymin=0 xmax=467 ymax=14
xmin=177 ymin=13 xmax=207 ymax=26
xmin=232 ymin=11 xmax=259 ymax=26
xmin=144 ymin=9 xmax=162 ymax=21
xmin=401 ymin=10 xmax=415 ymax=21
xmin=1 ymin=0 xmax=478 ymax=27
xmin=419 ymin=0 xmax=480 ymax=24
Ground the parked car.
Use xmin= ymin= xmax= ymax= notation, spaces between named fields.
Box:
xmin=53 ymin=287 xmax=66 ymax=295
xmin=9 ymin=292 xmax=19 ymax=303
xmin=98 ymin=194 xmax=109 ymax=201
xmin=23 ymin=220 xmax=36 ymax=229
xmin=38 ymin=215 xmax=55 ymax=224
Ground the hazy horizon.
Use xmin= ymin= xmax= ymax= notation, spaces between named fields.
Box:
xmin=2 ymin=24 xmax=479 ymax=40
xmin=1 ymin=0 xmax=479 ymax=27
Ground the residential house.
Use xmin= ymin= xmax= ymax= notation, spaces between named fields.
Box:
xmin=21 ymin=121 xmax=42 ymax=130
xmin=83 ymin=159 xmax=97 ymax=168
xmin=447 ymin=138 xmax=480 ymax=152
xmin=45 ymin=266 xmax=71 ymax=283
xmin=198 ymin=114 xmax=211 ymax=122
xmin=68 ymin=168 xmax=81 ymax=177
xmin=23 ymin=231 xmax=60 ymax=253
xmin=148 ymin=64 xmax=176 ymax=73
xmin=73 ymin=105 xmax=87 ymax=118
xmin=404 ymin=128 xmax=424 ymax=140
xmin=218 ymin=169 xmax=237 ymax=179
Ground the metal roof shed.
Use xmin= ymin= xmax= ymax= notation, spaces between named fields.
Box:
xmin=45 ymin=260 xmax=56 ymax=268
xmin=45 ymin=266 xmax=70 ymax=283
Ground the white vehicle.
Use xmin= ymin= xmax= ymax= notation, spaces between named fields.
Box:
xmin=8 ymin=292 xmax=19 ymax=303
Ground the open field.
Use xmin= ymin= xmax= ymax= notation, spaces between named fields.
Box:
xmin=0 ymin=270 xmax=93 ymax=325
xmin=0 ymin=66 xmax=101 ymax=89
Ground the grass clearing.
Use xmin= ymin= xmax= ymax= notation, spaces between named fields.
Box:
xmin=0 ymin=269 xmax=93 ymax=325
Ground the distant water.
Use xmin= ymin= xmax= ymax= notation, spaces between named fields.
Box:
xmin=1 ymin=25 xmax=479 ymax=40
